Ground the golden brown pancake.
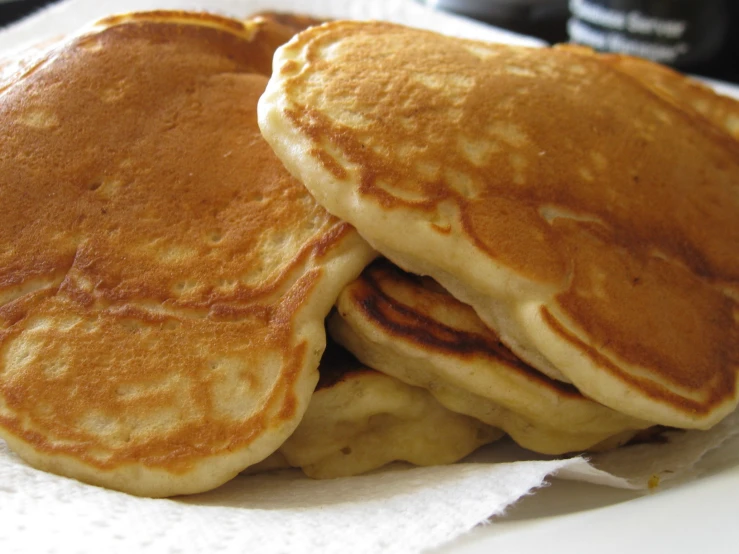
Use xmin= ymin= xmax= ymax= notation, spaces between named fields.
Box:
xmin=277 ymin=339 xmax=502 ymax=478
xmin=0 ymin=12 xmax=375 ymax=497
xmin=258 ymin=21 xmax=739 ymax=430
xmin=556 ymin=44 xmax=739 ymax=141
xmin=328 ymin=260 xmax=648 ymax=455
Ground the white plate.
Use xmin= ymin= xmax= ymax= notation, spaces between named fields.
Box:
xmin=437 ymin=462 xmax=739 ymax=554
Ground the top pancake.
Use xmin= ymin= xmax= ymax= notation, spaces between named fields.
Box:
xmin=556 ymin=44 xmax=739 ymax=142
xmin=258 ymin=21 xmax=739 ymax=429
xmin=0 ymin=12 xmax=374 ymax=496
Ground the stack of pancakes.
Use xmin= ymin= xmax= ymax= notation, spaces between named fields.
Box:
xmin=0 ymin=12 xmax=737 ymax=497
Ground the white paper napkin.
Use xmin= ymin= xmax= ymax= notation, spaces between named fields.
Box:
xmin=3 ymin=408 xmax=738 ymax=554
xmin=1 ymin=2 xmax=738 ymax=553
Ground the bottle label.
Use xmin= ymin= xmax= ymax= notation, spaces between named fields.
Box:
xmin=567 ymin=0 xmax=727 ymax=68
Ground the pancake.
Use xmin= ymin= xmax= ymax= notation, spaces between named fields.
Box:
xmin=328 ymin=260 xmax=648 ymax=454
xmin=258 ymin=21 xmax=739 ymax=430
xmin=0 ymin=36 xmax=62 ymax=88
xmin=556 ymin=44 xmax=739 ymax=142
xmin=249 ymin=11 xmax=326 ymax=34
xmin=277 ymin=339 xmax=502 ymax=478
xmin=0 ymin=12 xmax=375 ymax=497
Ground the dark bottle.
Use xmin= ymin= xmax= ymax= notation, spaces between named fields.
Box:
xmin=421 ymin=0 xmax=571 ymax=44
xmin=0 ymin=0 xmax=56 ymax=26
xmin=567 ymin=0 xmax=738 ymax=82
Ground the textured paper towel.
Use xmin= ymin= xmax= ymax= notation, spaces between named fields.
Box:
xmin=2 ymin=409 xmax=738 ymax=554
xmin=1 ymin=2 xmax=738 ymax=553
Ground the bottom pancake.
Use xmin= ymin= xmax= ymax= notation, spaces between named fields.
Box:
xmin=255 ymin=340 xmax=502 ymax=479
xmin=328 ymin=260 xmax=651 ymax=455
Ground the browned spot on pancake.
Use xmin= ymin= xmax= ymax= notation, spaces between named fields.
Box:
xmin=550 ymin=222 xmax=737 ymax=394
xmin=430 ymin=223 xmax=451 ymax=234
xmin=350 ymin=260 xmax=581 ymax=397
xmin=462 ymin=195 xmax=566 ymax=284
xmin=310 ymin=148 xmax=348 ymax=180
xmin=541 ymin=307 xmax=736 ymax=416
xmin=98 ymin=10 xmax=250 ymax=34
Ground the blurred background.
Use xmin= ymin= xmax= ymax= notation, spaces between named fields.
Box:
xmin=0 ymin=0 xmax=52 ymax=26
xmin=1 ymin=0 xmax=736 ymax=83
xmin=422 ymin=0 xmax=738 ymax=83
